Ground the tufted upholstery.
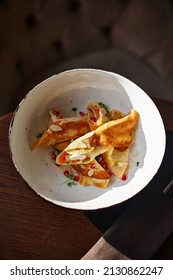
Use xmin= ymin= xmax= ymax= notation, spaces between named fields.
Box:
xmin=1 ymin=0 xmax=173 ymax=115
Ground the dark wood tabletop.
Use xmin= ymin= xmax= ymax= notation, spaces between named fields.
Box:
xmin=0 ymin=98 xmax=173 ymax=260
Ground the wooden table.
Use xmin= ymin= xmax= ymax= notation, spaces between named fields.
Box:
xmin=0 ymin=98 xmax=173 ymax=260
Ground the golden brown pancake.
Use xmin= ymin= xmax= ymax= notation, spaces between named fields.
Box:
xmin=103 ymin=147 xmax=129 ymax=179
xmin=56 ymin=109 xmax=138 ymax=165
xmin=95 ymin=109 xmax=139 ymax=149
xmin=56 ymin=131 xmax=108 ymax=165
xmin=73 ymin=159 xmax=110 ymax=179
xmin=78 ymin=175 xmax=109 ymax=188
xmin=32 ymin=116 xmax=90 ymax=150
xmin=73 ymin=159 xmax=110 ymax=188
xmin=32 ymin=105 xmax=139 ymax=188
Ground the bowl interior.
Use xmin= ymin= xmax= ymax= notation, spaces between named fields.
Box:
xmin=9 ymin=69 xmax=166 ymax=210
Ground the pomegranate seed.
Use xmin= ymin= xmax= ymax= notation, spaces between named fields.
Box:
xmin=54 ymin=120 xmax=61 ymax=125
xmin=79 ymin=111 xmax=86 ymax=116
xmin=100 ymin=160 xmax=107 ymax=170
xmin=90 ymin=162 xmax=96 ymax=169
xmin=64 ymin=170 xmax=69 ymax=177
xmin=51 ymin=154 xmax=56 ymax=160
xmin=74 ymin=175 xmax=79 ymax=181
xmin=104 ymin=164 xmax=108 ymax=170
xmin=108 ymin=170 xmax=113 ymax=176
xmin=122 ymin=174 xmax=127 ymax=181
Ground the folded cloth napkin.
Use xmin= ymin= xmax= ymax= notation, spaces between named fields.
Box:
xmin=82 ymin=131 xmax=173 ymax=260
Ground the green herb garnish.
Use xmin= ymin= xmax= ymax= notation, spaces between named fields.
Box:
xmin=136 ymin=161 xmax=140 ymax=167
xmin=53 ymin=149 xmax=60 ymax=156
xmin=67 ymin=174 xmax=74 ymax=180
xmin=98 ymin=102 xmax=109 ymax=114
xmin=67 ymin=181 xmax=76 ymax=187
xmin=67 ymin=174 xmax=76 ymax=187
xmin=36 ymin=131 xmax=43 ymax=138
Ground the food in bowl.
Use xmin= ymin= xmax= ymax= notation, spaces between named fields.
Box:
xmin=9 ymin=69 xmax=166 ymax=209
xmin=32 ymin=101 xmax=139 ymax=188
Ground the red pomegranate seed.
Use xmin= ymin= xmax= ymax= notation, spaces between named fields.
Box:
xmin=79 ymin=111 xmax=86 ymax=116
xmin=64 ymin=170 xmax=69 ymax=177
xmin=100 ymin=160 xmax=105 ymax=166
xmin=108 ymin=170 xmax=113 ymax=176
xmin=51 ymin=154 xmax=56 ymax=160
xmin=90 ymin=162 xmax=96 ymax=169
xmin=122 ymin=174 xmax=127 ymax=181
xmin=100 ymin=159 xmax=107 ymax=170
xmin=74 ymin=175 xmax=79 ymax=181
xmin=54 ymin=120 xmax=61 ymax=125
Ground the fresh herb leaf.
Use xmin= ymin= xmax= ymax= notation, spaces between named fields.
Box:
xmin=67 ymin=181 xmax=76 ymax=187
xmin=36 ymin=131 xmax=43 ymax=138
xmin=53 ymin=149 xmax=60 ymax=156
xmin=68 ymin=174 xmax=74 ymax=180
xmin=98 ymin=102 xmax=109 ymax=114
xmin=136 ymin=161 xmax=140 ymax=166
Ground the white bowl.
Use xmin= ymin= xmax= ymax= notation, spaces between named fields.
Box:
xmin=9 ymin=69 xmax=166 ymax=210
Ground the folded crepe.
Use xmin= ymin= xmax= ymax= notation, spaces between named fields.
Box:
xmin=43 ymin=108 xmax=64 ymax=130
xmin=103 ymin=147 xmax=129 ymax=179
xmin=56 ymin=109 xmax=139 ymax=166
xmin=56 ymin=131 xmax=108 ymax=165
xmin=59 ymin=102 xmax=110 ymax=186
xmin=76 ymin=174 xmax=109 ymax=189
xmin=69 ymin=102 xmax=110 ymax=185
xmin=32 ymin=115 xmax=90 ymax=150
xmin=98 ymin=108 xmax=131 ymax=179
xmin=87 ymin=102 xmax=109 ymax=131
xmin=73 ymin=159 xmax=110 ymax=188
xmin=95 ymin=109 xmax=139 ymax=149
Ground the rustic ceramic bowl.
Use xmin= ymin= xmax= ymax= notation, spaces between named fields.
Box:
xmin=9 ymin=69 xmax=166 ymax=210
